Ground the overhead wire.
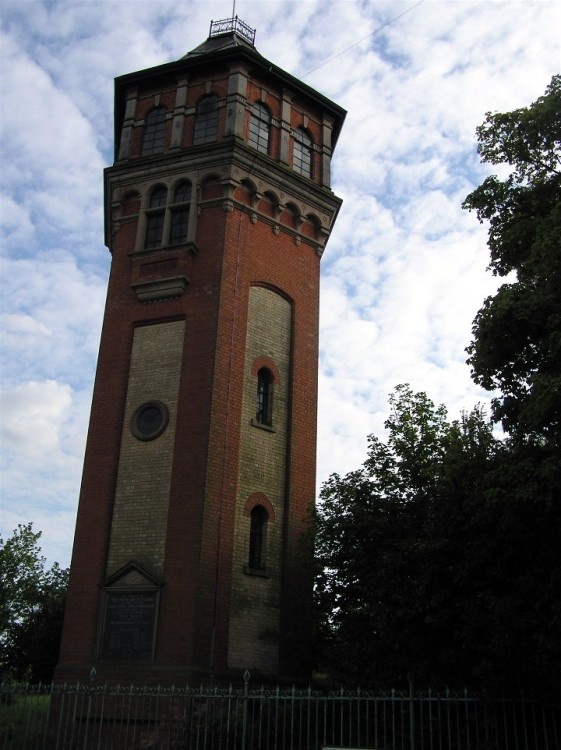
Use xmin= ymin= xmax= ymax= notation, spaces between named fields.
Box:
xmin=300 ymin=0 xmax=425 ymax=79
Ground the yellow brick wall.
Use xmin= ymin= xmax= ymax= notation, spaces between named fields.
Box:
xmin=228 ymin=286 xmax=291 ymax=674
xmin=106 ymin=320 xmax=185 ymax=579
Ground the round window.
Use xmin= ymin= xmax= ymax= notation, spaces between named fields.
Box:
xmin=130 ymin=401 xmax=169 ymax=441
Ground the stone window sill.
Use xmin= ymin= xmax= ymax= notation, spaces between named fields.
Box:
xmin=251 ymin=419 xmax=275 ymax=433
xmin=243 ymin=565 xmax=270 ymax=578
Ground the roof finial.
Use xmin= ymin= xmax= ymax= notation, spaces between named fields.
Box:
xmin=209 ymin=16 xmax=256 ymax=45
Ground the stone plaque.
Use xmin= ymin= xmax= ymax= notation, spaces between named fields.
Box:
xmin=101 ymin=591 xmax=157 ymax=659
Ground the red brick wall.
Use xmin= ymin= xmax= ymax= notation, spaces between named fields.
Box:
xmin=57 ymin=44 xmax=341 ymax=686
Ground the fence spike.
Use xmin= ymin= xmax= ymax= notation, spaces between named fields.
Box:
xmin=1 ymin=681 xmax=554 ymax=747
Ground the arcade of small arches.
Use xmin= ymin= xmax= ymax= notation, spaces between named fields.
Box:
xmin=115 ymin=172 xmax=329 ymax=253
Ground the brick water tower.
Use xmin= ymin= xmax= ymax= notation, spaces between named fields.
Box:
xmin=56 ymin=17 xmax=345 ymax=685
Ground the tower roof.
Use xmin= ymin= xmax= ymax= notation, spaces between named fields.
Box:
xmin=183 ymin=17 xmax=257 ymax=57
xmin=113 ymin=18 xmax=346 ymax=160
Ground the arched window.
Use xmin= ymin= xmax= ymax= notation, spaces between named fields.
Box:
xmin=193 ymin=95 xmax=219 ymax=144
xmin=149 ymin=186 xmax=167 ymax=207
xmin=142 ymin=107 xmax=167 ymax=155
xmin=169 ymin=181 xmax=191 ymax=245
xmin=248 ymin=102 xmax=270 ymax=154
xmin=144 ymin=182 xmax=193 ymax=249
xmin=249 ymin=505 xmax=268 ymax=570
xmin=145 ymin=186 xmax=167 ymax=249
xmin=293 ymin=128 xmax=312 ymax=178
xmin=256 ymin=368 xmax=273 ymax=426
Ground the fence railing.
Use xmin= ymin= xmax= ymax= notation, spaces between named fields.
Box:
xmin=1 ymin=676 xmax=559 ymax=750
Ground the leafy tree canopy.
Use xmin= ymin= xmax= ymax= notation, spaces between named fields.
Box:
xmin=0 ymin=523 xmax=68 ymax=683
xmin=314 ymin=83 xmax=561 ymax=697
xmin=463 ymin=75 xmax=561 ymax=442
xmin=314 ymin=385 xmax=561 ymax=695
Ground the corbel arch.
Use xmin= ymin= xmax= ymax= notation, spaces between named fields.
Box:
xmin=260 ymin=189 xmax=281 ymax=218
xmin=120 ymin=190 xmax=141 ymax=217
xmin=200 ymin=173 xmax=222 ymax=200
xmin=301 ymin=212 xmax=321 ymax=240
xmin=237 ymin=178 xmax=258 ymax=206
xmin=281 ymin=201 xmax=301 ymax=230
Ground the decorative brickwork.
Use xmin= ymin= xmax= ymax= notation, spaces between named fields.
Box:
xmin=56 ymin=22 xmax=344 ymax=687
xmin=228 ymin=287 xmax=291 ymax=673
xmin=106 ymin=320 xmax=185 ymax=579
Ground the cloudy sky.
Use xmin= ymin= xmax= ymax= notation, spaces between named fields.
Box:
xmin=1 ymin=0 xmax=559 ymax=567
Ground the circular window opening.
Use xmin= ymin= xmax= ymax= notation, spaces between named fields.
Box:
xmin=131 ymin=401 xmax=169 ymax=441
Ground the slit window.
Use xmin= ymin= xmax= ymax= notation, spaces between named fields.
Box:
xmin=256 ymin=368 xmax=273 ymax=426
xmin=142 ymin=107 xmax=167 ymax=155
xmin=293 ymin=128 xmax=312 ymax=178
xmin=170 ymin=209 xmax=189 ymax=244
xmin=249 ymin=505 xmax=268 ymax=570
xmin=193 ymin=95 xmax=219 ymax=144
xmin=169 ymin=181 xmax=191 ymax=245
xmin=248 ymin=102 xmax=270 ymax=154
xmin=144 ymin=186 xmax=167 ymax=249
xmin=145 ymin=213 xmax=165 ymax=249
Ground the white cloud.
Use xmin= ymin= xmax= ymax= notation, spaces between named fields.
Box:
xmin=0 ymin=0 xmax=559 ymax=567
xmin=1 ymin=380 xmax=72 ymax=457
xmin=1 ymin=253 xmax=106 ymax=388
xmin=1 ymin=31 xmax=105 ymax=259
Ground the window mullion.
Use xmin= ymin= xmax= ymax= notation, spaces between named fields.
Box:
xmin=162 ymin=207 xmax=172 ymax=247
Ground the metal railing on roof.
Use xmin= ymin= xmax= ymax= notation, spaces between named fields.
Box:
xmin=209 ymin=16 xmax=256 ymax=46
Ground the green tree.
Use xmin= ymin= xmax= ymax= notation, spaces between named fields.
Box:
xmin=463 ymin=75 xmax=561 ymax=443
xmin=314 ymin=386 xmax=561 ymax=694
xmin=0 ymin=523 xmax=68 ymax=683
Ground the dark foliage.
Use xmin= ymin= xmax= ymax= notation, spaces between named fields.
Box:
xmin=463 ymin=75 xmax=561 ymax=444
xmin=0 ymin=523 xmax=68 ymax=683
xmin=314 ymin=386 xmax=561 ymax=696
xmin=313 ymin=79 xmax=561 ymax=698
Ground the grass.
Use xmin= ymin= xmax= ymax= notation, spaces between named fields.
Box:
xmin=0 ymin=692 xmax=51 ymax=749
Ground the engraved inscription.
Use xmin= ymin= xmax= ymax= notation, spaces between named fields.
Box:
xmin=101 ymin=591 xmax=157 ymax=659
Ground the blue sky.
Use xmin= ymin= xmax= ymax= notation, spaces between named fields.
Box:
xmin=1 ymin=0 xmax=559 ymax=567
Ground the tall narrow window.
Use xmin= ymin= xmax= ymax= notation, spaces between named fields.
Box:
xmin=248 ymin=102 xmax=270 ymax=154
xmin=193 ymin=95 xmax=219 ymax=144
xmin=142 ymin=107 xmax=167 ymax=155
xmin=145 ymin=186 xmax=167 ymax=249
xmin=256 ymin=368 xmax=273 ymax=426
xmin=249 ymin=505 xmax=268 ymax=570
xmin=293 ymin=128 xmax=312 ymax=178
xmin=169 ymin=181 xmax=191 ymax=245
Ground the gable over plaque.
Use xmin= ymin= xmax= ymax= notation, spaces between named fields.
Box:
xmin=99 ymin=563 xmax=161 ymax=660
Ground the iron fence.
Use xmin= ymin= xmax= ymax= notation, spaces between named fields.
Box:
xmin=1 ymin=675 xmax=559 ymax=750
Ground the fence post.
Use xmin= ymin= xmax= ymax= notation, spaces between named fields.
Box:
xmin=241 ymin=670 xmax=250 ymax=750
xmin=83 ymin=667 xmax=97 ymax=750
xmin=408 ymin=672 xmax=415 ymax=750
